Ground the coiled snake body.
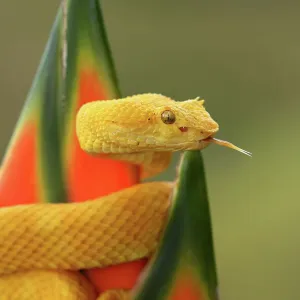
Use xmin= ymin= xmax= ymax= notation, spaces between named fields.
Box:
xmin=0 ymin=94 xmax=246 ymax=299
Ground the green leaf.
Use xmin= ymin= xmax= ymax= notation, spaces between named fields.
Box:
xmin=134 ymin=151 xmax=218 ymax=300
xmin=0 ymin=1 xmax=218 ymax=298
xmin=0 ymin=0 xmax=138 ymax=206
xmin=0 ymin=0 xmax=140 ymax=292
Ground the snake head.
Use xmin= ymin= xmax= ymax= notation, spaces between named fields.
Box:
xmin=151 ymin=96 xmax=220 ymax=150
xmin=76 ymin=94 xmax=219 ymax=153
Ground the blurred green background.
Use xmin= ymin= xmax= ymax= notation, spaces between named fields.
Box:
xmin=0 ymin=1 xmax=299 ymax=299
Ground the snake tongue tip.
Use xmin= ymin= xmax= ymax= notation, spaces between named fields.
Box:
xmin=207 ymin=137 xmax=252 ymax=157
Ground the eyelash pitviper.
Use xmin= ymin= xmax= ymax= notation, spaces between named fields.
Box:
xmin=0 ymin=93 xmax=250 ymax=299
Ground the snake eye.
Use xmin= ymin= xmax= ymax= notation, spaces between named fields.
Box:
xmin=161 ymin=110 xmax=176 ymax=124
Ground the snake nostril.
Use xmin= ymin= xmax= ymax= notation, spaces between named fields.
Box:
xmin=179 ymin=127 xmax=188 ymax=132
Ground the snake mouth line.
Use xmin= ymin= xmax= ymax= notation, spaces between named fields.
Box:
xmin=203 ymin=137 xmax=252 ymax=157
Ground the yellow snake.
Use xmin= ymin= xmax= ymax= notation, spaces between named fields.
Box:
xmin=0 ymin=94 xmax=249 ymax=299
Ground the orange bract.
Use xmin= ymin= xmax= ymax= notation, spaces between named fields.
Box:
xmin=66 ymin=70 xmax=139 ymax=203
xmin=0 ymin=122 xmax=39 ymax=207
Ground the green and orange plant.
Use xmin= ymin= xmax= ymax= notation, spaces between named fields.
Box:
xmin=0 ymin=1 xmax=218 ymax=299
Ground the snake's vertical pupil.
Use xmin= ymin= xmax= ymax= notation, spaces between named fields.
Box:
xmin=161 ymin=110 xmax=176 ymax=124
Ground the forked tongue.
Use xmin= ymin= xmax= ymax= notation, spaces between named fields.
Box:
xmin=205 ymin=137 xmax=252 ymax=157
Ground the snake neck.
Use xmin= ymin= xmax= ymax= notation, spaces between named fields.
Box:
xmin=108 ymin=152 xmax=172 ymax=179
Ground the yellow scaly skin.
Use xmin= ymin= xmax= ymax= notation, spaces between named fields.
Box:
xmin=0 ymin=94 xmax=219 ymax=299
